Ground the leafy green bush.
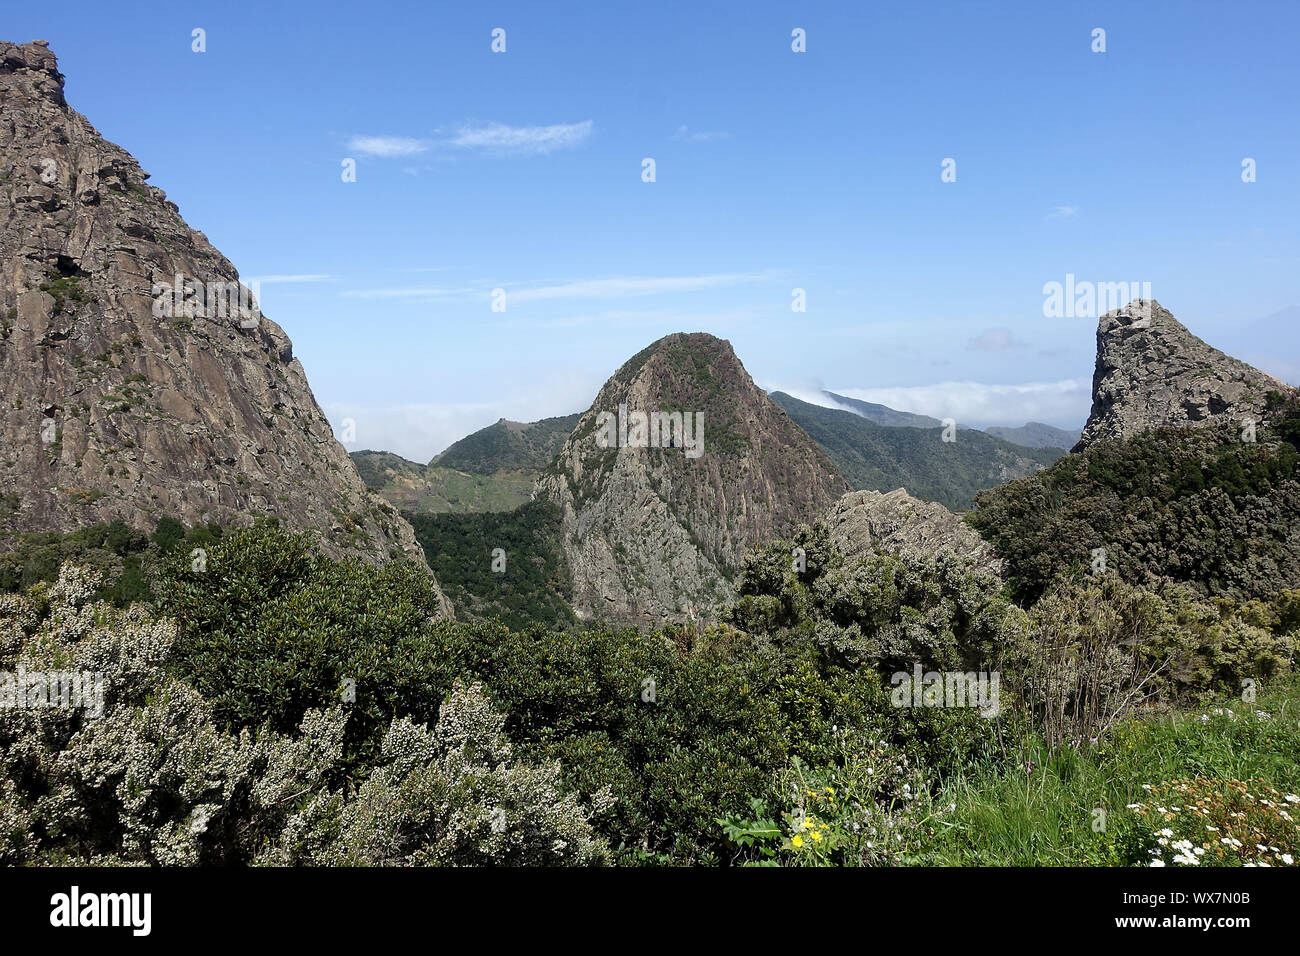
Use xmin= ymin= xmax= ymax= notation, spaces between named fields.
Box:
xmin=0 ymin=566 xmax=609 ymax=866
xmin=146 ymin=524 xmax=1018 ymax=862
xmin=727 ymin=521 xmax=1030 ymax=674
xmin=970 ymin=392 xmax=1300 ymax=603
xmin=0 ymin=516 xmax=216 ymax=606
xmin=406 ymin=500 xmax=575 ymax=630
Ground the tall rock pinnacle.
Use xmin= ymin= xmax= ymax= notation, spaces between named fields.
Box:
xmin=0 ymin=41 xmax=446 ymax=608
xmin=1074 ymin=299 xmax=1291 ymax=451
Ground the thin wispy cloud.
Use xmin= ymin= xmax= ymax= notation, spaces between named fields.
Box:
xmin=346 ymin=135 xmax=430 ymax=157
xmin=495 ymin=306 xmax=761 ymax=330
xmin=506 ymin=272 xmax=771 ymax=303
xmin=1046 ymin=205 xmax=1078 ymax=220
xmin=672 ymin=125 xmax=730 ymax=143
xmin=340 ymin=287 xmax=479 ymax=300
xmin=450 ymin=120 xmax=594 ymax=155
xmin=249 ymin=274 xmax=332 ymax=284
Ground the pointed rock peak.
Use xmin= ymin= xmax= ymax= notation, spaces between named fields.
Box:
xmin=1075 ymin=299 xmax=1292 ymax=450
xmin=537 ymin=333 xmax=847 ymax=625
xmin=0 ymin=41 xmax=66 ymax=104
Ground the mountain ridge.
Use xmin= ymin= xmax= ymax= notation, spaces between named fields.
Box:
xmin=771 ymin=391 xmax=1063 ymax=510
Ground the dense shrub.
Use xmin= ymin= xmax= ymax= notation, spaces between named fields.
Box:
xmin=142 ymin=524 xmax=1016 ymax=862
xmin=727 ymin=522 xmax=1031 ymax=674
xmin=0 ymin=516 xmax=221 ymax=606
xmin=405 ymin=500 xmax=575 ymax=630
xmin=970 ymin=392 xmax=1300 ymax=604
xmin=0 ymin=567 xmax=608 ymax=866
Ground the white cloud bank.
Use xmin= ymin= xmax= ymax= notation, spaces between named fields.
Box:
xmin=833 ymin=379 xmax=1091 ymax=428
xmin=772 ymin=379 xmax=1092 ymax=429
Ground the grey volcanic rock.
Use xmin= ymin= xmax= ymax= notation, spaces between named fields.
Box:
xmin=0 ymin=41 xmax=447 ymax=611
xmin=537 ymin=333 xmax=849 ymax=625
xmin=1074 ymin=299 xmax=1290 ymax=451
xmin=824 ymin=488 xmax=1003 ymax=573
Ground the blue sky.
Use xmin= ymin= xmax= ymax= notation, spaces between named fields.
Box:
xmin=13 ymin=0 xmax=1300 ymax=458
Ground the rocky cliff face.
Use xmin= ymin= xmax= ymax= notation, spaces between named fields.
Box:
xmin=1074 ymin=299 xmax=1290 ymax=451
xmin=537 ymin=333 xmax=849 ymax=624
xmin=0 ymin=41 xmax=444 ymax=604
xmin=823 ymin=488 xmax=1003 ymax=574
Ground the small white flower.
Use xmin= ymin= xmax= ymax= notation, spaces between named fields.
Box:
xmin=1149 ymin=859 xmax=1166 ymax=867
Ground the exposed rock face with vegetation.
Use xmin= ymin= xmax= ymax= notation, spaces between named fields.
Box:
xmin=537 ymin=333 xmax=848 ymax=624
xmin=1074 ymin=299 xmax=1290 ymax=451
xmin=824 ymin=488 xmax=1003 ymax=574
xmin=974 ymin=315 xmax=1300 ymax=604
xmin=0 ymin=42 xmax=435 ymax=579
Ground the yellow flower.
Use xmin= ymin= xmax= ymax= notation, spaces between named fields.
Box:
xmin=791 ymin=835 xmax=804 ymax=848
xmin=810 ymin=831 xmax=823 ymax=842
xmin=803 ymin=819 xmax=815 ymax=830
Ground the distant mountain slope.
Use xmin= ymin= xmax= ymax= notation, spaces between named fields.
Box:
xmin=985 ymin=422 xmax=1081 ymax=449
xmin=771 ymin=392 xmax=1062 ymax=510
xmin=0 ymin=41 xmax=435 ymax=582
xmin=351 ymin=412 xmax=580 ymax=515
xmin=537 ymin=333 xmax=849 ymax=625
xmin=432 ymin=414 xmax=581 ymax=474
xmin=350 ymin=451 xmax=535 ymax=514
xmin=822 ymin=391 xmax=943 ymax=428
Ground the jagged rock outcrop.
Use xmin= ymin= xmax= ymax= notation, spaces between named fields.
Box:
xmin=537 ymin=333 xmax=849 ymax=624
xmin=0 ymin=41 xmax=447 ymax=609
xmin=824 ymin=488 xmax=1003 ymax=574
xmin=1074 ymin=299 xmax=1290 ymax=451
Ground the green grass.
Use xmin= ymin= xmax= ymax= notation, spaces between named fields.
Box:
xmin=922 ymin=675 xmax=1300 ymax=865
